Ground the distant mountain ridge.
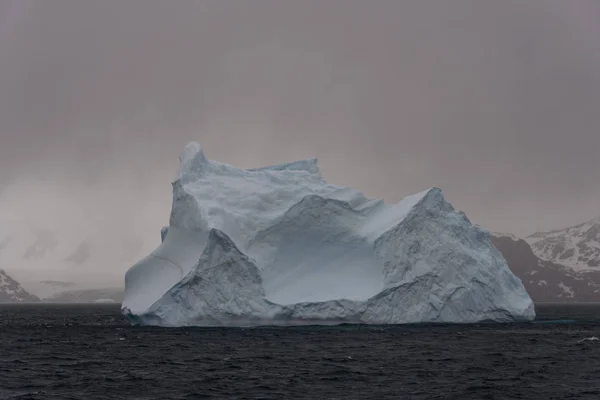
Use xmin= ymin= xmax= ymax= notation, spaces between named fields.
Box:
xmin=45 ymin=288 xmax=123 ymax=303
xmin=0 ymin=225 xmax=154 ymax=298
xmin=0 ymin=226 xmax=148 ymax=270
xmin=526 ymin=216 xmax=600 ymax=272
xmin=0 ymin=269 xmax=40 ymax=303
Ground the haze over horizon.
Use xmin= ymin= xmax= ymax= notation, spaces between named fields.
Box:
xmin=1 ymin=0 xmax=599 ymax=275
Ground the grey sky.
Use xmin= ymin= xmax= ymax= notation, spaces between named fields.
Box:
xmin=0 ymin=0 xmax=599 ymax=243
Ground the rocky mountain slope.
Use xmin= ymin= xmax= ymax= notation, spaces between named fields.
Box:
xmin=492 ymin=234 xmax=600 ymax=302
xmin=0 ymin=269 xmax=40 ymax=303
xmin=526 ymin=216 xmax=600 ymax=272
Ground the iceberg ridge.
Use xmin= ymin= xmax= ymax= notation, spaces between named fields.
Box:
xmin=122 ymin=142 xmax=535 ymax=326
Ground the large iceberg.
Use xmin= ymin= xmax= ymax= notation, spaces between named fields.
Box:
xmin=122 ymin=142 xmax=535 ymax=326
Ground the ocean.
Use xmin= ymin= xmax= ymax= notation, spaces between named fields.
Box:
xmin=1 ymin=303 xmax=599 ymax=399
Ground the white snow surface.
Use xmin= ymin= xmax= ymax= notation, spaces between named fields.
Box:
xmin=492 ymin=232 xmax=521 ymax=242
xmin=122 ymin=142 xmax=535 ymax=326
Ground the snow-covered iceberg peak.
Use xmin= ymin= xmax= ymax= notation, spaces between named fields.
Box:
xmin=177 ymin=141 xmax=210 ymax=183
xmin=122 ymin=142 xmax=535 ymax=326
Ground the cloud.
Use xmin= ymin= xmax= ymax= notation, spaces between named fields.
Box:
xmin=0 ymin=0 xmax=598 ymax=275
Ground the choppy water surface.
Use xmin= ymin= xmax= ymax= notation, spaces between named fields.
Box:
xmin=1 ymin=303 xmax=600 ymax=399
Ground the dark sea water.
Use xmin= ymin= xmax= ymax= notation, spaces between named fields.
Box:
xmin=1 ymin=304 xmax=600 ymax=400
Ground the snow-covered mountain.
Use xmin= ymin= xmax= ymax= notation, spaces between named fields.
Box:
xmin=0 ymin=269 xmax=40 ymax=303
xmin=492 ymin=234 xmax=600 ymax=302
xmin=526 ymin=216 xmax=600 ymax=272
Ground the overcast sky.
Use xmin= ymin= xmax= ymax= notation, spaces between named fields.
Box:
xmin=0 ymin=0 xmax=599 ymax=247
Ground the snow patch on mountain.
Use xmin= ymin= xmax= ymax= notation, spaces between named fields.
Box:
xmin=492 ymin=232 xmax=520 ymax=242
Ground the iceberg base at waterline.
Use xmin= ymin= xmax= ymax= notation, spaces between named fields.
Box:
xmin=121 ymin=142 xmax=535 ymax=327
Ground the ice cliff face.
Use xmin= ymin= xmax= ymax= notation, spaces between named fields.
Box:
xmin=122 ymin=142 xmax=535 ymax=326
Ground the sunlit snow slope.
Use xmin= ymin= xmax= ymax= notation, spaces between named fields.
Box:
xmin=122 ymin=142 xmax=534 ymax=326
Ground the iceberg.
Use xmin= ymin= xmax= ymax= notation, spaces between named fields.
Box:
xmin=122 ymin=142 xmax=535 ymax=326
